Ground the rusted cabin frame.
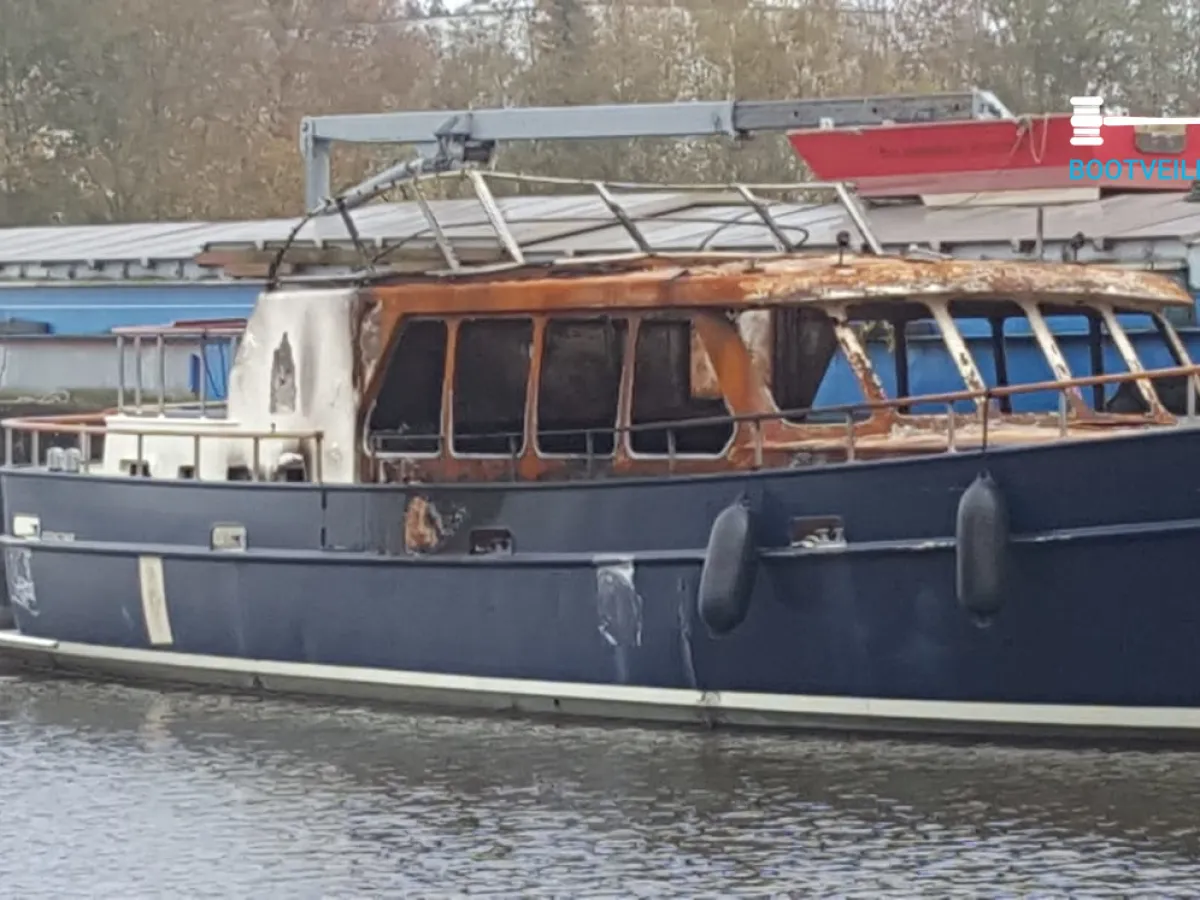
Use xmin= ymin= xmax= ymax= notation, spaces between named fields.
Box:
xmin=1154 ymin=310 xmax=1200 ymax=398
xmin=360 ymin=305 xmax=1182 ymax=483
xmin=365 ymin=311 xmax=757 ymax=483
xmin=358 ymin=258 xmax=1193 ymax=481
xmin=902 ymin=296 xmax=1186 ymax=425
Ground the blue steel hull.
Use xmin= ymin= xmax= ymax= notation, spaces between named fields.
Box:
xmin=5 ymin=426 xmax=1200 ymax=733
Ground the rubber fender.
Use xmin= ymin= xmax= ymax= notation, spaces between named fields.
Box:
xmin=955 ymin=471 xmax=1009 ymax=620
xmin=697 ymin=499 xmax=759 ymax=636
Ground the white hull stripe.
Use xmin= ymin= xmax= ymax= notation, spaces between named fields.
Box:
xmin=3 ymin=630 xmax=1200 ymax=735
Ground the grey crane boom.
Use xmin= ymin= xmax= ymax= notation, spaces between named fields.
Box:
xmin=299 ymin=89 xmax=1013 ymax=209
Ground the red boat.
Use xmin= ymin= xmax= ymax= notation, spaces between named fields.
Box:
xmin=788 ymin=110 xmax=1200 ymax=204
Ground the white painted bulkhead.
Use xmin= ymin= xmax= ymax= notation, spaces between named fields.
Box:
xmin=100 ymin=288 xmax=362 ymax=483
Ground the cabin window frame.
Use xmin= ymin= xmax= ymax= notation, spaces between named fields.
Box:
xmin=1019 ymin=301 xmax=1088 ymax=416
xmin=364 ymin=315 xmax=450 ymax=461
xmin=771 ymin=304 xmax=869 ymax=425
xmin=827 ymin=307 xmax=891 ymax=421
xmin=923 ymin=299 xmax=988 ymax=412
xmin=623 ymin=313 xmax=737 ymax=462
xmin=1152 ymin=311 xmax=1200 ymax=398
xmin=446 ymin=314 xmax=537 ymax=460
xmin=1110 ymin=305 xmax=1191 ymax=374
xmin=1094 ymin=303 xmax=1165 ymax=414
xmin=531 ymin=313 xmax=630 ymax=461
xmin=1023 ymin=301 xmax=1078 ymax=385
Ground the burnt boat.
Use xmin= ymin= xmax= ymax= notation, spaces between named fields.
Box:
xmin=4 ymin=168 xmax=1200 ymax=742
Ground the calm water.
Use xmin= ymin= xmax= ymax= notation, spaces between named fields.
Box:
xmin=2 ymin=674 xmax=1200 ymax=897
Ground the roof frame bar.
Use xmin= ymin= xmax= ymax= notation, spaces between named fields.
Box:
xmin=299 ymin=89 xmax=1013 ymax=209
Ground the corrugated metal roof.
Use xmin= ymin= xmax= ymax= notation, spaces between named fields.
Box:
xmin=4 ymin=187 xmax=1200 ymax=284
xmin=0 ymin=193 xmax=707 ymax=282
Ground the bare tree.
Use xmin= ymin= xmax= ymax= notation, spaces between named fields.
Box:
xmin=4 ymin=0 xmax=1200 ymax=226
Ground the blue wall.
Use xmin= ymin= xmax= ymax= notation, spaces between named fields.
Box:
xmin=0 ymin=283 xmax=259 ymax=334
xmin=0 ymin=283 xmax=255 ymax=402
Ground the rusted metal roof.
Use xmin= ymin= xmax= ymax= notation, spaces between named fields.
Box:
xmin=368 ymin=256 xmax=1194 ymax=314
xmin=4 ymin=184 xmax=1200 ymax=284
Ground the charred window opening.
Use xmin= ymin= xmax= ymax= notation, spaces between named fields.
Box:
xmin=772 ymin=308 xmax=838 ymax=421
xmin=630 ymin=319 xmax=733 ymax=455
xmin=769 ymin=307 xmax=879 ymax=423
xmin=369 ymin=319 xmax=447 ymax=455
xmin=1101 ymin=309 xmax=1188 ymax=416
xmin=537 ymin=317 xmax=627 ymax=455
xmin=453 ymin=318 xmax=534 ymax=455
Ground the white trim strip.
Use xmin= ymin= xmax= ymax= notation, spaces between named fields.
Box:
xmin=138 ymin=556 xmax=173 ymax=646
xmin=2 ymin=630 xmax=1200 ymax=737
xmin=0 ymin=632 xmax=57 ymax=651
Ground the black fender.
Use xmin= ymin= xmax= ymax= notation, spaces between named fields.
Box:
xmin=697 ymin=497 xmax=759 ymax=636
xmin=955 ymin=471 xmax=1010 ymax=622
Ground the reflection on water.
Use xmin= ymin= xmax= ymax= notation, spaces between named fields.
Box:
xmin=2 ymin=673 xmax=1200 ymax=897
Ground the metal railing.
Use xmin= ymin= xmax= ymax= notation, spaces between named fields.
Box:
xmin=264 ymin=170 xmax=886 ymax=287
xmin=0 ymin=414 xmax=324 ymax=483
xmin=113 ymin=327 xmax=242 ymax=417
xmin=369 ymin=363 xmax=1200 ymax=477
xmin=3 ymin=362 xmax=1197 ymax=484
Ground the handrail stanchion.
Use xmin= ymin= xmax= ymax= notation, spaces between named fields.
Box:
xmin=157 ymin=335 xmax=167 ymax=416
xmin=133 ymin=335 xmax=143 ymax=413
xmin=81 ymin=431 xmax=91 ymax=474
xmin=198 ymin=332 xmax=208 ymax=418
xmin=116 ymin=334 xmax=126 ymax=414
xmin=1188 ymin=374 xmax=1197 ymax=424
xmin=981 ymin=391 xmax=992 ymax=450
xmin=10 ymin=363 xmax=1200 ymax=485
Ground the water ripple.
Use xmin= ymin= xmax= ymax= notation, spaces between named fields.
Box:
xmin=1 ymin=675 xmax=1200 ymax=896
